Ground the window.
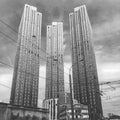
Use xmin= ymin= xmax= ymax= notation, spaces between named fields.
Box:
xmin=32 ymin=35 xmax=36 ymax=37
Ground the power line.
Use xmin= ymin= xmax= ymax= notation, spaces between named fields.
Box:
xmin=0 ymin=60 xmax=69 ymax=85
xmin=100 ymin=80 xmax=120 ymax=85
xmin=0 ymin=82 xmax=11 ymax=89
xmin=0 ymin=19 xmax=69 ymax=72
xmin=0 ymin=60 xmax=46 ymax=80
xmin=0 ymin=29 xmax=69 ymax=75
xmin=0 ymin=31 xmax=17 ymax=43
xmin=0 ymin=60 xmax=13 ymax=68
xmin=0 ymin=19 xmax=50 ymax=60
xmin=0 ymin=86 xmax=46 ymax=102
xmin=1 ymin=59 xmax=120 ymax=91
xmin=0 ymin=29 xmax=46 ymax=62
xmin=1 ymin=58 xmax=120 ymax=93
xmin=0 ymin=18 xmax=69 ymax=70
xmin=1 ymin=78 xmax=119 ymax=102
xmin=0 ymin=19 xmax=18 ymax=33
xmin=0 ymin=30 xmax=46 ymax=56
xmin=0 ymin=20 xmax=47 ymax=55
xmin=0 ymin=48 xmax=119 ymax=99
xmin=0 ymin=60 xmax=69 ymax=86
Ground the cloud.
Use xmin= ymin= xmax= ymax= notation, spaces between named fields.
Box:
xmin=0 ymin=0 xmax=120 ymax=63
xmin=0 ymin=69 xmax=13 ymax=103
xmin=93 ymin=15 xmax=120 ymax=42
xmin=52 ymin=7 xmax=61 ymax=19
xmin=0 ymin=0 xmax=120 ymax=116
xmin=97 ymin=63 xmax=120 ymax=82
xmin=87 ymin=0 xmax=120 ymax=25
xmin=94 ymin=15 xmax=120 ymax=63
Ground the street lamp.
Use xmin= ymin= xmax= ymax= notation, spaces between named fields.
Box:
xmin=53 ymin=58 xmax=59 ymax=120
xmin=68 ymin=59 xmax=89 ymax=120
xmin=68 ymin=61 xmax=82 ymax=120
xmin=69 ymin=65 xmax=74 ymax=120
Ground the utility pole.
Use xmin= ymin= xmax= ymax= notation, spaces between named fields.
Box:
xmin=69 ymin=70 xmax=74 ymax=120
xmin=53 ymin=58 xmax=59 ymax=120
xmin=57 ymin=58 xmax=59 ymax=120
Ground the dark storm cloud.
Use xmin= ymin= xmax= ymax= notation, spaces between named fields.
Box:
xmin=0 ymin=0 xmax=120 ymax=65
xmin=94 ymin=29 xmax=120 ymax=63
xmin=1 ymin=0 xmax=120 ymax=33
xmin=0 ymin=0 xmax=24 ymax=66
xmin=35 ymin=1 xmax=51 ymax=37
xmin=87 ymin=0 xmax=120 ymax=25
xmin=0 ymin=0 xmax=120 ymax=114
xmin=52 ymin=7 xmax=61 ymax=19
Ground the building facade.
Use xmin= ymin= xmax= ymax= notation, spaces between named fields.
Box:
xmin=0 ymin=102 xmax=49 ymax=120
xmin=43 ymin=98 xmax=58 ymax=120
xmin=45 ymin=22 xmax=65 ymax=105
xmin=59 ymin=103 xmax=89 ymax=120
xmin=69 ymin=5 xmax=103 ymax=120
xmin=10 ymin=4 xmax=42 ymax=108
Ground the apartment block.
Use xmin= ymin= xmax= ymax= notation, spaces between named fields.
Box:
xmin=69 ymin=5 xmax=103 ymax=120
xmin=10 ymin=4 xmax=42 ymax=108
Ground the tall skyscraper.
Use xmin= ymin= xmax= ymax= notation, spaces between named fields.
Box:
xmin=10 ymin=4 xmax=42 ymax=108
xmin=45 ymin=22 xmax=65 ymax=104
xmin=69 ymin=5 xmax=103 ymax=120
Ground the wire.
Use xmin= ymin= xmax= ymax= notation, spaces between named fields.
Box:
xmin=0 ymin=60 xmax=67 ymax=86
xmin=0 ymin=60 xmax=46 ymax=80
xmin=0 ymin=60 xmax=13 ymax=68
xmin=0 ymin=31 xmax=17 ymax=43
xmin=1 ymin=59 xmax=120 ymax=91
xmin=0 ymin=82 xmax=11 ymax=89
xmin=1 ymin=59 xmax=120 ymax=95
xmin=0 ymin=60 xmax=70 ymax=98
xmin=0 ymin=29 xmax=69 ymax=76
xmin=0 ymin=18 xmax=70 ymax=73
xmin=0 ymin=84 xmax=44 ymax=101
xmin=1 ymin=17 xmax=119 ymax=94
xmin=0 ymin=19 xmax=18 ymax=33
xmin=0 ymin=60 xmax=68 ymax=87
xmin=0 ymin=29 xmax=46 ymax=56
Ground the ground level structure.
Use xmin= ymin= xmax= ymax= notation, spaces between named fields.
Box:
xmin=0 ymin=102 xmax=49 ymax=120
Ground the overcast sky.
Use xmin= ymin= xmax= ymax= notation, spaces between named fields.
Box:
xmin=0 ymin=0 xmax=120 ymax=117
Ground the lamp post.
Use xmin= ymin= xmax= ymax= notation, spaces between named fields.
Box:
xmin=69 ymin=58 xmax=90 ymax=120
xmin=68 ymin=61 xmax=83 ymax=120
xmin=53 ymin=58 xmax=59 ymax=120
xmin=69 ymin=65 xmax=74 ymax=120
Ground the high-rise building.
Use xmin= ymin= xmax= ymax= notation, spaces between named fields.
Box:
xmin=69 ymin=5 xmax=103 ymax=120
xmin=43 ymin=22 xmax=65 ymax=120
xmin=10 ymin=4 xmax=42 ymax=108
xmin=45 ymin=22 xmax=65 ymax=104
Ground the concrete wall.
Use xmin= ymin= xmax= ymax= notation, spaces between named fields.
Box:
xmin=0 ymin=103 xmax=9 ymax=120
xmin=0 ymin=103 xmax=49 ymax=120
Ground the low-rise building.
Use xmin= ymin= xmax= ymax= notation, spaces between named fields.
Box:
xmin=0 ymin=102 xmax=49 ymax=120
xmin=59 ymin=103 xmax=89 ymax=120
xmin=43 ymin=98 xmax=58 ymax=120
